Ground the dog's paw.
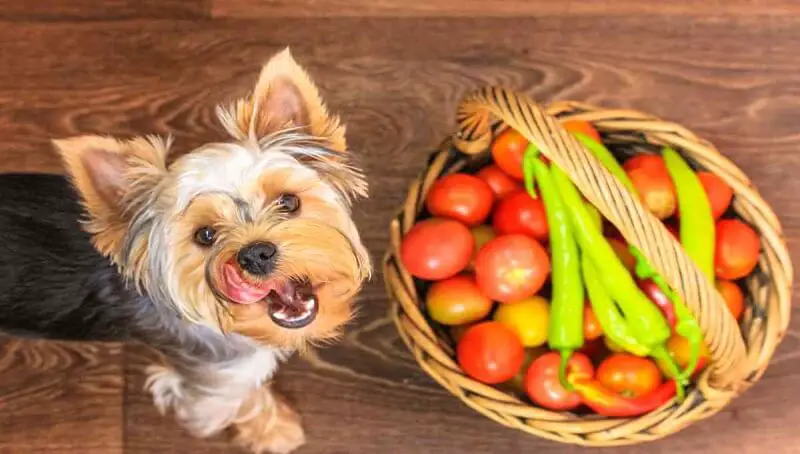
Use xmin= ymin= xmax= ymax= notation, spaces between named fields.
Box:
xmin=233 ymin=394 xmax=305 ymax=454
xmin=144 ymin=364 xmax=182 ymax=415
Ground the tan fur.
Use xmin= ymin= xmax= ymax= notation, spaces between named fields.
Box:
xmin=218 ymin=48 xmax=347 ymax=153
xmin=52 ymin=135 xmax=171 ymax=264
xmin=233 ymin=386 xmax=305 ymax=454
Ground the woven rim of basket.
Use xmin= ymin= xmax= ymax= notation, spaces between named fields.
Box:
xmin=383 ymin=87 xmax=793 ymax=446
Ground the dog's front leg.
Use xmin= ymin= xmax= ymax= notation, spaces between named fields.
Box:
xmin=145 ymin=346 xmax=304 ymax=454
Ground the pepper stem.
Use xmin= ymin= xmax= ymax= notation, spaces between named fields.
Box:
xmin=523 ymin=145 xmax=541 ymax=199
xmin=558 ymin=349 xmax=575 ymax=392
xmin=650 ymin=345 xmax=686 ymax=401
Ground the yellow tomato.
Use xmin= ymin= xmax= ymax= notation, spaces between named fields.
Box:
xmin=656 ymin=334 xmax=711 ymax=376
xmin=492 ymin=296 xmax=549 ymax=347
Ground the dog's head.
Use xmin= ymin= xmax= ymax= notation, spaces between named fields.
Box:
xmin=53 ymin=48 xmax=371 ymax=350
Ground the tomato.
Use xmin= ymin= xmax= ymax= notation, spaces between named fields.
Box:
xmin=474 ymin=234 xmax=551 ymax=303
xmin=400 ymin=218 xmax=473 ymax=280
xmin=457 ymin=321 xmax=525 ymax=384
xmin=491 ymin=128 xmax=528 ymax=180
xmin=657 ymin=334 xmax=711 ymax=377
xmin=627 ymin=166 xmax=677 ymax=220
xmin=562 ymin=119 xmax=602 ymax=142
xmin=493 ymin=296 xmax=550 ymax=347
xmin=597 ymin=354 xmax=663 ymax=398
xmin=504 ymin=347 xmax=547 ymax=393
xmin=524 ymin=352 xmax=594 ymax=411
xmin=492 ymin=190 xmax=549 ymax=242
xmin=583 ymin=303 xmax=603 ymax=341
xmin=697 ymin=172 xmax=733 ymax=220
xmin=716 ymin=279 xmax=745 ymax=321
xmin=426 ymin=275 xmax=493 ymax=326
xmin=623 ymin=154 xmax=668 ymax=174
xmin=715 ymin=219 xmax=760 ymax=279
xmin=608 ymin=237 xmax=636 ymax=272
xmin=476 ymin=164 xmax=522 ymax=200
xmin=425 ymin=173 xmax=494 ymax=226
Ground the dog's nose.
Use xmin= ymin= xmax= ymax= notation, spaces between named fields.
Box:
xmin=237 ymin=242 xmax=278 ymax=276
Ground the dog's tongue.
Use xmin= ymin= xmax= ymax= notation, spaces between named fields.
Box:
xmin=222 ymin=262 xmax=275 ymax=305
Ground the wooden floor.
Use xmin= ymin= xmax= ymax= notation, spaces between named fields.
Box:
xmin=0 ymin=1 xmax=799 ymax=453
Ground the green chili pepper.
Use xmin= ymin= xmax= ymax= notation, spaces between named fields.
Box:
xmin=582 ymin=254 xmax=649 ymax=357
xmin=523 ymin=146 xmax=584 ymax=391
xmin=572 ymin=132 xmax=639 ymax=197
xmin=630 ymin=247 xmax=704 ymax=382
xmin=551 ymin=166 xmax=686 ymax=399
xmin=662 ymin=147 xmax=715 ymax=282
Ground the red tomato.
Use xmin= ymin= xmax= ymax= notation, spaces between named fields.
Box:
xmin=474 ymin=234 xmax=550 ymax=303
xmin=491 ymin=129 xmax=528 ymax=180
xmin=400 ymin=218 xmax=473 ymax=280
xmin=583 ymin=304 xmax=603 ymax=341
xmin=524 ymin=352 xmax=594 ymax=411
xmin=623 ymin=154 xmax=668 ymax=174
xmin=597 ymin=354 xmax=663 ymax=398
xmin=716 ymin=279 xmax=745 ymax=321
xmin=476 ymin=164 xmax=522 ymax=200
xmin=698 ymin=171 xmax=733 ymax=220
xmin=457 ymin=321 xmax=525 ymax=384
xmin=627 ymin=167 xmax=677 ymax=220
xmin=425 ymin=173 xmax=494 ymax=226
xmin=492 ymin=190 xmax=549 ymax=242
xmin=562 ymin=119 xmax=602 ymax=142
xmin=426 ymin=275 xmax=494 ymax=326
xmin=715 ymin=219 xmax=760 ymax=279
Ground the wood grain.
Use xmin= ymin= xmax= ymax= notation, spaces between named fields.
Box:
xmin=212 ymin=0 xmax=800 ymax=18
xmin=0 ymin=338 xmax=123 ymax=453
xmin=0 ymin=0 xmax=208 ymax=20
xmin=0 ymin=8 xmax=796 ymax=454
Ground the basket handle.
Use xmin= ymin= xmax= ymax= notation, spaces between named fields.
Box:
xmin=452 ymin=87 xmax=747 ymax=390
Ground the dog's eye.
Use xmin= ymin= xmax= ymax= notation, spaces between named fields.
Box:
xmin=276 ymin=193 xmax=301 ymax=214
xmin=193 ymin=226 xmax=216 ymax=246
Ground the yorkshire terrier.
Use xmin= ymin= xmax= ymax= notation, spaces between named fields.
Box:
xmin=0 ymin=48 xmax=371 ymax=453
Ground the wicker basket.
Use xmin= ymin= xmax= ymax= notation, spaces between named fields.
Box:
xmin=383 ymin=87 xmax=793 ymax=446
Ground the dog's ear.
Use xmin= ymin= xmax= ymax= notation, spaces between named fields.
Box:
xmin=218 ymin=47 xmax=346 ymax=152
xmin=52 ymin=135 xmax=170 ymax=257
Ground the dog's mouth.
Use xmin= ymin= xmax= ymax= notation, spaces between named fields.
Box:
xmin=221 ymin=261 xmax=318 ymax=329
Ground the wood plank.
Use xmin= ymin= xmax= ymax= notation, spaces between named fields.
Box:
xmin=0 ymin=14 xmax=795 ymax=454
xmin=0 ymin=338 xmax=123 ymax=453
xmin=0 ymin=0 xmax=208 ymax=20
xmin=212 ymin=0 xmax=800 ymax=18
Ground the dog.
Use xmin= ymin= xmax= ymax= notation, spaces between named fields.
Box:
xmin=0 ymin=48 xmax=371 ymax=453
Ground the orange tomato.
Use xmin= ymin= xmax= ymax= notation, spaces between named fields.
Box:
xmin=597 ymin=354 xmax=663 ymax=398
xmin=583 ymin=304 xmax=603 ymax=341
xmin=627 ymin=166 xmax=677 ymax=219
xmin=493 ymin=296 xmax=550 ymax=347
xmin=715 ymin=219 xmax=760 ymax=279
xmin=562 ymin=119 xmax=602 ymax=142
xmin=426 ymin=274 xmax=493 ymax=326
xmin=697 ymin=172 xmax=733 ymax=220
xmin=476 ymin=164 xmax=522 ymax=200
xmin=657 ymin=334 xmax=711 ymax=376
xmin=491 ymin=129 xmax=528 ymax=180
xmin=716 ymin=279 xmax=745 ymax=321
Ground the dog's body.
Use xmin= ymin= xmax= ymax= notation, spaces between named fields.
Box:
xmin=0 ymin=49 xmax=369 ymax=454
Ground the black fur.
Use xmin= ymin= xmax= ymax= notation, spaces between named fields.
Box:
xmin=0 ymin=173 xmax=145 ymax=341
